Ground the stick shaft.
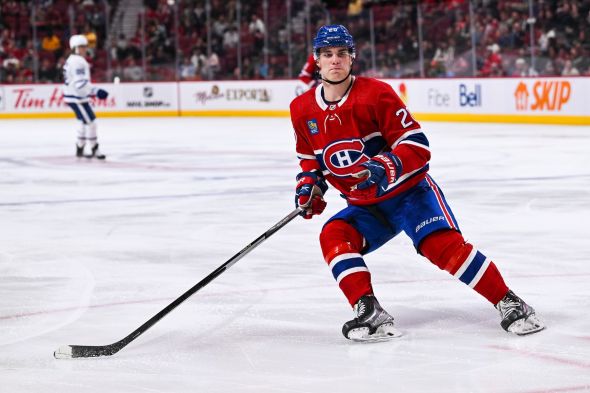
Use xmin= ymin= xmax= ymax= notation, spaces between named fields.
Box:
xmin=58 ymin=208 xmax=302 ymax=358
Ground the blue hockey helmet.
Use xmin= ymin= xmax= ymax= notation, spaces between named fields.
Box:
xmin=312 ymin=25 xmax=355 ymax=60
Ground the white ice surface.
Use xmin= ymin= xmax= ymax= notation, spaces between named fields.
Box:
xmin=1 ymin=117 xmax=589 ymax=392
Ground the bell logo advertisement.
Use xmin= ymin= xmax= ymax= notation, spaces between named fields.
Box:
xmin=514 ymin=80 xmax=571 ymax=111
xmin=459 ymin=83 xmax=482 ymax=107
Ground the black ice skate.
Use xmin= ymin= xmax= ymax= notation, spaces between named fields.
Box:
xmin=342 ymin=295 xmax=402 ymax=342
xmin=495 ymin=290 xmax=545 ymax=335
xmin=85 ymin=144 xmax=106 ymax=160
xmin=76 ymin=144 xmax=85 ymax=157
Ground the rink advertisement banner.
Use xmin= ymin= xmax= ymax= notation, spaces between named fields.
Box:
xmin=1 ymin=78 xmax=588 ymax=124
xmin=386 ymin=77 xmax=590 ymax=124
xmin=0 ymin=82 xmax=178 ymax=117
xmin=178 ymin=80 xmax=301 ymax=116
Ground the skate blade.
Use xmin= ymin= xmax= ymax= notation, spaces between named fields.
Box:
xmin=508 ymin=314 xmax=545 ymax=336
xmin=348 ymin=323 xmax=403 ymax=342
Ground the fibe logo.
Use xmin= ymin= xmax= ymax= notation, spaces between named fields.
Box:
xmin=427 ymin=88 xmax=449 ymax=107
xmin=459 ymin=84 xmax=482 ymax=107
xmin=514 ymin=80 xmax=570 ymax=111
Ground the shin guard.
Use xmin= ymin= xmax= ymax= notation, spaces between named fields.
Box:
xmin=320 ymin=220 xmax=372 ymax=306
xmin=419 ymin=230 xmax=509 ymax=305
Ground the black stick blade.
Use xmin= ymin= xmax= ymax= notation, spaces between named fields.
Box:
xmin=54 ymin=343 xmax=123 ymax=359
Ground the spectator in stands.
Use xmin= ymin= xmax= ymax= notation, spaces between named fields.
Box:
xmin=223 ymin=24 xmax=239 ymax=49
xmin=149 ymin=46 xmax=169 ymax=66
xmin=2 ymin=0 xmax=590 ymax=83
xmin=449 ymin=53 xmax=470 ymax=77
xmin=540 ymin=60 xmax=559 ymax=76
xmin=180 ymin=56 xmax=197 ymax=80
xmin=431 ymin=40 xmax=455 ymax=77
xmin=38 ymin=57 xmax=58 ymax=82
xmin=207 ymin=51 xmax=220 ymax=79
xmin=190 ymin=48 xmax=207 ymax=76
xmin=572 ymin=45 xmax=590 ymax=75
xmin=115 ymin=33 xmax=129 ymax=61
xmin=538 ymin=29 xmax=556 ymax=55
xmin=213 ymin=15 xmax=229 ymax=40
xmin=561 ymin=59 xmax=580 ymax=76
xmin=511 ymin=58 xmax=538 ymax=77
xmin=480 ymin=43 xmax=504 ymax=76
xmin=123 ymin=56 xmax=143 ymax=81
xmin=41 ymin=29 xmax=62 ymax=58
xmin=248 ymin=14 xmax=265 ymax=52
xmin=2 ymin=38 xmax=21 ymax=66
xmin=2 ymin=58 xmax=19 ymax=82
xmin=85 ymin=27 xmax=98 ymax=57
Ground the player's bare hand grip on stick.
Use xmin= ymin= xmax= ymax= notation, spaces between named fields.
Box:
xmin=54 ymin=207 xmax=302 ymax=359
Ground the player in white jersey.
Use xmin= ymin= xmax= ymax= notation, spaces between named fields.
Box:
xmin=63 ymin=35 xmax=109 ymax=159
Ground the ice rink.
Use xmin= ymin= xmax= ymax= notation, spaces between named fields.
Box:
xmin=1 ymin=117 xmax=590 ymax=392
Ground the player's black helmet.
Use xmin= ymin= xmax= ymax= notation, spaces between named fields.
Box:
xmin=313 ymin=25 xmax=356 ymax=60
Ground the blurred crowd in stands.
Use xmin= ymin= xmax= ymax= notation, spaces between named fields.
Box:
xmin=1 ymin=0 xmax=589 ymax=84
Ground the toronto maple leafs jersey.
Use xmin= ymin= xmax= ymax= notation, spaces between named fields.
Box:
xmin=290 ymin=76 xmax=431 ymax=206
xmin=62 ymin=54 xmax=94 ymax=103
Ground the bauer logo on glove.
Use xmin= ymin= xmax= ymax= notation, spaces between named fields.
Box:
xmin=351 ymin=152 xmax=402 ymax=197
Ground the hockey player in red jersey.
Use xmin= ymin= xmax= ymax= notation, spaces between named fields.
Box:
xmin=290 ymin=25 xmax=544 ymax=341
xmin=298 ymin=53 xmax=320 ymax=90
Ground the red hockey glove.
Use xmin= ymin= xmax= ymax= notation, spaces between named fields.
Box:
xmin=351 ymin=152 xmax=402 ymax=197
xmin=295 ymin=171 xmax=328 ymax=219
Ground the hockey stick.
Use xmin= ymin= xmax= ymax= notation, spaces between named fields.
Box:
xmin=54 ymin=207 xmax=303 ymax=359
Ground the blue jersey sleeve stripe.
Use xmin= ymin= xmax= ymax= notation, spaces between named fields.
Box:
xmin=399 ymin=140 xmax=431 ymax=152
xmin=403 ymin=132 xmax=430 ymax=147
xmin=297 ymin=153 xmax=316 ymax=160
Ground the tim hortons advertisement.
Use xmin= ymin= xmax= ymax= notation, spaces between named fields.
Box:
xmin=0 ymin=84 xmax=115 ymax=114
xmin=0 ymin=83 xmax=177 ymax=115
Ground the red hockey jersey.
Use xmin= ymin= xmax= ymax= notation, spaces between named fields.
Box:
xmin=298 ymin=54 xmax=319 ymax=87
xmin=290 ymin=76 xmax=431 ymax=206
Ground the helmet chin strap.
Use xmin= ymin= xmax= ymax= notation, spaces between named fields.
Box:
xmin=321 ymin=68 xmax=353 ymax=85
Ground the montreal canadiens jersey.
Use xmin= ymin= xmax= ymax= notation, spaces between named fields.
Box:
xmin=62 ymin=54 xmax=94 ymax=103
xmin=298 ymin=53 xmax=319 ymax=88
xmin=290 ymin=76 xmax=431 ymax=206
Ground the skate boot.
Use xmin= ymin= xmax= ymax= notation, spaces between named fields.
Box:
xmin=76 ymin=144 xmax=85 ymax=157
xmin=342 ymin=295 xmax=402 ymax=342
xmin=495 ymin=290 xmax=544 ymax=335
xmin=85 ymin=143 xmax=106 ymax=160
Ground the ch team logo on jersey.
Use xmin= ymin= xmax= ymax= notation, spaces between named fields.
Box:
xmin=307 ymin=119 xmax=319 ymax=135
xmin=322 ymin=139 xmax=368 ymax=177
